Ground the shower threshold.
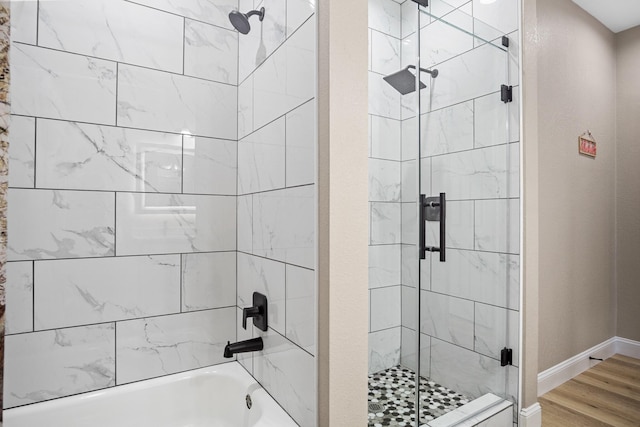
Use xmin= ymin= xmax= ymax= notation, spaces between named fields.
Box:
xmin=367 ymin=365 xmax=470 ymax=427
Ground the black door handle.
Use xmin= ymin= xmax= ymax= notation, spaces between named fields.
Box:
xmin=420 ymin=193 xmax=446 ymax=262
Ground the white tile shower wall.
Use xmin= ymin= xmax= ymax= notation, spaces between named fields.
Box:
xmin=368 ymin=0 xmax=403 ymax=375
xmin=5 ymin=0 xmax=241 ymax=411
xmin=397 ymin=0 xmax=521 ymax=406
xmin=235 ymin=3 xmax=317 ymax=425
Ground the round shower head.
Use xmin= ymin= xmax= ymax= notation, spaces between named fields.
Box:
xmin=228 ymin=7 xmax=265 ymax=35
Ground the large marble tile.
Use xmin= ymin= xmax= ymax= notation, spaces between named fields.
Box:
xmin=285 ymin=264 xmax=315 ymax=355
xmin=430 ymin=338 xmax=507 ymax=400
xmin=10 ymin=0 xmax=37 ymax=44
xmin=287 ymin=0 xmax=315 ymax=37
xmin=12 ymin=44 xmax=116 ymax=125
xmin=252 ymin=185 xmax=315 ymax=269
xmin=431 ymin=144 xmax=510 ymax=201
xmin=401 ymin=201 xmax=417 ymax=245
xmin=34 ymin=255 xmax=180 ymax=330
xmin=38 ymin=0 xmax=183 ymax=73
xmin=5 ymin=261 xmax=33 ymax=335
xmin=182 ymin=252 xmax=236 ymax=312
xmin=183 ymin=135 xmax=237 ymax=196
xmin=369 ymin=71 xmax=401 ymax=120
xmin=401 ymin=0 xmax=418 ymax=39
xmin=127 ymin=0 xmax=238 ymax=29
xmin=472 ymin=0 xmax=518 ymax=35
xmin=253 ymin=17 xmax=316 ymax=130
xmin=238 ymin=75 xmax=254 ymax=139
xmin=237 ymin=253 xmax=285 ymax=334
xmin=423 ymin=101 xmax=474 ymax=156
xmin=401 ymin=285 xmax=418 ymax=330
xmin=427 ymin=42 xmax=506 ymax=111
xmin=8 ymin=115 xmax=35 ymax=188
xmin=400 ymin=159 xmax=417 ymax=203
xmin=238 ymin=0 xmax=286 ymax=83
xmin=371 ymin=115 xmax=401 ymax=161
xmin=369 ymin=158 xmax=401 ymax=202
xmin=369 ymin=327 xmax=401 ymax=374
xmin=474 ymin=303 xmax=519 ymax=367
xmin=116 ymin=193 xmax=236 ymax=256
xmin=431 ymin=249 xmax=519 ymax=310
xmin=368 ymin=0 xmax=401 ymax=38
xmin=185 ymin=20 xmax=238 ymax=84
xmin=420 ymin=12 xmax=474 ymax=68
xmin=236 ymin=307 xmax=254 ymax=374
xmin=369 ymin=244 xmax=402 ymax=289
xmin=370 ymin=285 xmax=401 ymax=331
xmin=4 ymin=324 xmax=115 ymax=408
xmin=238 ymin=117 xmax=286 ymax=194
xmin=399 ymin=327 xmax=431 ymax=378
xmin=286 ymin=100 xmax=315 ymax=187
xmin=371 ymin=30 xmax=401 ymax=76
xmin=117 ymin=64 xmax=237 ymax=140
xmin=237 ymin=195 xmax=253 ymax=253
xmin=474 ymin=91 xmax=519 ymax=148
xmin=425 ymin=200 xmax=475 ymax=251
xmin=116 ymin=308 xmax=235 ymax=384
xmin=474 ymin=198 xmax=519 ymax=254
xmin=254 ymin=328 xmax=316 ymax=427
xmin=370 ymin=202 xmax=401 ymax=244
xmin=420 ymin=291 xmax=474 ymax=350
xmin=7 ymin=189 xmax=115 ymax=261
xmin=36 ymin=119 xmax=182 ymax=193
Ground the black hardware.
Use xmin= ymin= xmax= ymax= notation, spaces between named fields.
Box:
xmin=501 ymin=85 xmax=513 ymax=103
xmin=501 ymin=347 xmax=513 ymax=366
xmin=411 ymin=0 xmax=428 ymax=6
xmin=419 ymin=193 xmax=446 ymax=262
xmin=589 ymin=356 xmax=604 ymax=361
xmin=501 ymin=36 xmax=510 ymax=47
xmin=224 ymin=337 xmax=264 ymax=358
xmin=242 ymin=292 xmax=268 ymax=331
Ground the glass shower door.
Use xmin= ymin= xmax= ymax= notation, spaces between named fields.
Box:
xmin=406 ymin=1 xmax=519 ymax=425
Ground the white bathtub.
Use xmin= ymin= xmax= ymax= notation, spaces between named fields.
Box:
xmin=3 ymin=362 xmax=298 ymax=427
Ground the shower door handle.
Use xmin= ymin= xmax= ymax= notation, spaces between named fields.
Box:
xmin=419 ymin=193 xmax=446 ymax=262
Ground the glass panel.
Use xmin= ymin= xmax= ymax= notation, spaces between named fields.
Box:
xmin=368 ymin=0 xmax=519 ymax=425
xmin=416 ymin=1 xmax=518 ymax=426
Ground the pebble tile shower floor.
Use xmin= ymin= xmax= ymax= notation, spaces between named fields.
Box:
xmin=367 ymin=365 xmax=470 ymax=427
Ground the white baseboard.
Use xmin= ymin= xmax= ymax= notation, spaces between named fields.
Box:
xmin=537 ymin=336 xmax=640 ymax=396
xmin=519 ymin=403 xmax=541 ymax=427
xmin=615 ymin=336 xmax=640 ymax=358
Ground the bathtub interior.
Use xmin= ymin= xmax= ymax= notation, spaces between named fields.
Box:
xmin=3 ymin=362 xmax=297 ymax=427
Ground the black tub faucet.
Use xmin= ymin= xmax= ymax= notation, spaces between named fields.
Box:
xmin=224 ymin=337 xmax=264 ymax=358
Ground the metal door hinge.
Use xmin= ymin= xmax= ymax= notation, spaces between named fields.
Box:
xmin=501 ymin=85 xmax=513 ymax=103
xmin=411 ymin=0 xmax=428 ymax=6
xmin=501 ymin=347 xmax=513 ymax=366
xmin=502 ymin=36 xmax=510 ymax=47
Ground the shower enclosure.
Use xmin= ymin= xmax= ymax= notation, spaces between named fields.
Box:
xmin=368 ymin=0 xmax=520 ymax=425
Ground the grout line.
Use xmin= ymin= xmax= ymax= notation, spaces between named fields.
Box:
xmin=12 ymin=41 xmax=236 ymax=87
xmin=9 ymin=113 xmax=239 ymax=143
xmin=5 ymin=306 xmax=239 ymax=337
xmin=9 ymin=186 xmax=238 ymax=198
xmin=32 ymin=117 xmax=37 ymax=188
xmin=7 ymin=251 xmax=235 ymax=265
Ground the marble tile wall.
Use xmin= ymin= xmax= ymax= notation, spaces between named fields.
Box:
xmin=397 ymin=0 xmax=520 ymax=410
xmin=235 ymin=2 xmax=317 ymax=426
xmin=4 ymin=0 xmax=239 ymax=410
xmin=368 ymin=0 xmax=404 ymax=375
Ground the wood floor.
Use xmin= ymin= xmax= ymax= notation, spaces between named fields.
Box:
xmin=540 ymin=354 xmax=640 ymax=426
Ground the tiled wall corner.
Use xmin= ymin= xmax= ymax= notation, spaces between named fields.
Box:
xmin=5 ymin=0 xmax=240 ymax=410
xmin=368 ymin=0 xmax=403 ymax=375
xmin=235 ymin=2 xmax=317 ymax=425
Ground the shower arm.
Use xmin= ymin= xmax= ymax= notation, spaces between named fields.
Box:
xmin=406 ymin=64 xmax=439 ymax=78
xmin=246 ymin=8 xmax=265 ymax=21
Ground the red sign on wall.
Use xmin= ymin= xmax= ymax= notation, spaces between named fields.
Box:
xmin=579 ymin=133 xmax=596 ymax=158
